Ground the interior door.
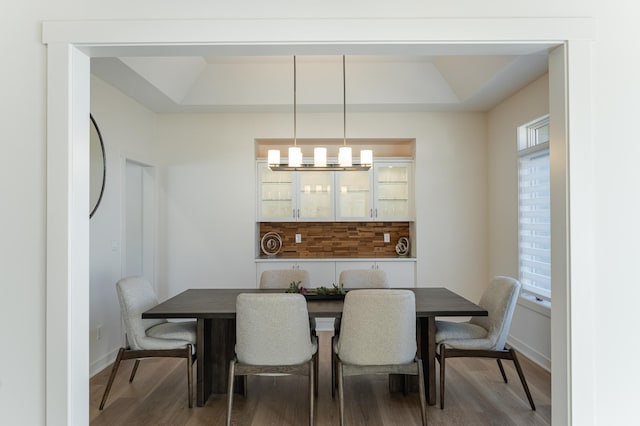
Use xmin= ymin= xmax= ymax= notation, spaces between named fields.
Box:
xmin=124 ymin=159 xmax=155 ymax=283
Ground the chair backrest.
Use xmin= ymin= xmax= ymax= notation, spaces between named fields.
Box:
xmin=116 ymin=276 xmax=167 ymax=350
xmin=259 ymin=269 xmax=311 ymax=289
xmin=338 ymin=269 xmax=389 ymax=289
xmin=469 ymin=276 xmax=522 ymax=351
xmin=337 ymin=289 xmax=416 ymax=365
xmin=235 ymin=293 xmax=315 ymax=365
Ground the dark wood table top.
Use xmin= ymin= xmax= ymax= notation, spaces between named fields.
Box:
xmin=143 ymin=287 xmax=487 ymax=319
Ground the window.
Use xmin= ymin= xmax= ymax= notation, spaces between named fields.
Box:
xmin=518 ymin=115 xmax=550 ymax=301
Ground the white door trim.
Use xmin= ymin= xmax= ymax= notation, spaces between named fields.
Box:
xmin=44 ymin=17 xmax=595 ymax=425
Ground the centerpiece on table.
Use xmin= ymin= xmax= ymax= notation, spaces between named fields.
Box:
xmin=285 ymin=281 xmax=347 ymax=300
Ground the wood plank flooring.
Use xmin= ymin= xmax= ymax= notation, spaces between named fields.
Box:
xmin=91 ymin=332 xmax=551 ymax=425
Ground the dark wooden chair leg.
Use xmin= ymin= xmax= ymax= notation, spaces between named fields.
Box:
xmin=331 ymin=335 xmax=337 ymax=399
xmin=510 ymin=348 xmax=536 ymax=410
xmin=226 ymin=359 xmax=236 ymax=426
xmin=497 ymin=358 xmax=508 ymax=383
xmin=129 ymin=359 xmax=140 ymax=382
xmin=337 ymin=361 xmax=345 ymax=426
xmin=187 ymin=345 xmax=193 ymax=408
xmin=417 ymin=359 xmax=427 ymax=426
xmin=99 ymin=347 xmax=125 ymax=410
xmin=439 ymin=344 xmax=446 ymax=409
xmin=313 ymin=351 xmax=319 ymax=397
xmin=309 ymin=359 xmax=315 ymax=426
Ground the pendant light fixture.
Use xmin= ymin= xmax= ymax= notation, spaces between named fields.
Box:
xmin=269 ymin=55 xmax=372 ymax=171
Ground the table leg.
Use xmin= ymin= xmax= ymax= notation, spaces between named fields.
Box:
xmin=197 ymin=318 xmax=244 ymax=406
xmin=419 ymin=316 xmax=436 ymax=405
xmin=196 ymin=319 xmax=212 ymax=406
xmin=210 ymin=318 xmax=239 ymax=393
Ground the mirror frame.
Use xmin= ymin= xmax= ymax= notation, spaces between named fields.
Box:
xmin=89 ymin=113 xmax=106 ymax=218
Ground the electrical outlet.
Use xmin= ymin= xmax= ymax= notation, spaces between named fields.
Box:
xmin=384 ymin=233 xmax=390 ymax=243
xmin=96 ymin=325 xmax=102 ymax=341
xmin=295 ymin=233 xmax=302 ymax=243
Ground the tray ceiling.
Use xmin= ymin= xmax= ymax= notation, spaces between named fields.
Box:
xmin=91 ymin=45 xmax=551 ymax=113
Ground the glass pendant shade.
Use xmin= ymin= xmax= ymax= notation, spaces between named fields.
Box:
xmin=314 ymin=147 xmax=327 ymax=167
xmin=339 ymin=146 xmax=352 ymax=167
xmin=268 ymin=149 xmax=281 ymax=167
xmin=360 ymin=149 xmax=373 ymax=166
xmin=288 ymin=146 xmax=302 ymax=167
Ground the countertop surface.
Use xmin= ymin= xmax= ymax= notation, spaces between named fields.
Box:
xmin=255 ymin=256 xmax=416 ymax=261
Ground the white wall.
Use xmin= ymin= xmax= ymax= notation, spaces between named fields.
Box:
xmin=5 ymin=1 xmax=640 ymax=425
xmin=593 ymin=2 xmax=640 ymax=422
xmin=88 ymin=86 xmax=487 ymax=374
xmin=152 ymin=111 xmax=487 ymax=302
xmin=487 ymin=74 xmax=551 ymax=369
xmin=89 ymin=76 xmax=157 ymax=375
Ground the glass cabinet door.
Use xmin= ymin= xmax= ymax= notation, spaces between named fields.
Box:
xmin=259 ymin=163 xmax=294 ymax=220
xmin=335 ymin=170 xmax=372 ymax=221
xmin=298 ymin=171 xmax=333 ymax=221
xmin=374 ymin=163 xmax=412 ymax=220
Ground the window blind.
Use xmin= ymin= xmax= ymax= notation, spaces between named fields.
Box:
xmin=518 ymin=149 xmax=551 ymax=300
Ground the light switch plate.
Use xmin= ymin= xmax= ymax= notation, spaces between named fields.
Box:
xmin=295 ymin=233 xmax=302 ymax=243
xmin=384 ymin=233 xmax=390 ymax=243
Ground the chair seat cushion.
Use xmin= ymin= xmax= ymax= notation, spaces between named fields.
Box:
xmin=435 ymin=320 xmax=497 ymax=350
xmin=146 ymin=321 xmax=197 ymax=345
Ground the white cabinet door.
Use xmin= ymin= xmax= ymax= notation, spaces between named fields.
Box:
xmin=375 ymin=260 xmax=416 ymax=288
xmin=335 ymin=170 xmax=372 ymax=221
xmin=373 ymin=162 xmax=413 ymax=221
xmin=257 ymin=162 xmax=295 ymax=221
xmin=296 ymin=261 xmax=336 ymax=287
xmin=335 ymin=260 xmax=415 ymax=288
xmin=297 ymin=172 xmax=334 ymax=221
xmin=256 ymin=261 xmax=297 ymax=287
xmin=256 ymin=261 xmax=335 ymax=288
xmin=335 ymin=261 xmax=377 ymax=284
xmin=334 ymin=161 xmax=414 ymax=222
xmin=258 ymin=161 xmax=334 ymax=221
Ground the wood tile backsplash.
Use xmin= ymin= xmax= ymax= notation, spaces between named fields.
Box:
xmin=259 ymin=222 xmax=411 ymax=258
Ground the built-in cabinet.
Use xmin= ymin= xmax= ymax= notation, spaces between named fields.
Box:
xmin=257 ymin=160 xmax=413 ymax=222
xmin=257 ymin=163 xmax=333 ymax=221
xmin=373 ymin=163 xmax=413 ymax=221
xmin=334 ymin=260 xmax=415 ymax=287
xmin=256 ymin=259 xmax=416 ymax=288
xmin=335 ymin=162 xmax=413 ymax=221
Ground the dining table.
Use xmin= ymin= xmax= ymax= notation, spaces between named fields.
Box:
xmin=142 ymin=287 xmax=487 ymax=407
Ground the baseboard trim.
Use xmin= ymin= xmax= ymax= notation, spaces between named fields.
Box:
xmin=507 ymin=335 xmax=551 ymax=372
xmin=90 ymin=347 xmax=120 ymax=378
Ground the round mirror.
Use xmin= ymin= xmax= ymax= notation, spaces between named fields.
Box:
xmin=89 ymin=114 xmax=106 ymax=218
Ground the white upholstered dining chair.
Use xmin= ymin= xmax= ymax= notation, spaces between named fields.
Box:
xmin=226 ymin=293 xmax=318 ymax=426
xmin=259 ymin=268 xmax=311 ymax=289
xmin=435 ymin=276 xmax=536 ymax=410
xmin=334 ymin=289 xmax=427 ymax=426
xmin=332 ymin=269 xmax=390 ymax=397
xmin=99 ymin=276 xmax=197 ymax=410
xmin=338 ymin=269 xmax=389 ymax=288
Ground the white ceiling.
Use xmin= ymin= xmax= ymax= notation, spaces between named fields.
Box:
xmin=90 ymin=44 xmax=552 ymax=113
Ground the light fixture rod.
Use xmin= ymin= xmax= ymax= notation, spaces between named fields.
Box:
xmin=294 ymin=55 xmax=297 ymax=146
xmin=342 ymin=55 xmax=346 ymax=146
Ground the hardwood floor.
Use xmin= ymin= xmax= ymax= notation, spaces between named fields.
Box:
xmin=91 ymin=332 xmax=551 ymax=425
